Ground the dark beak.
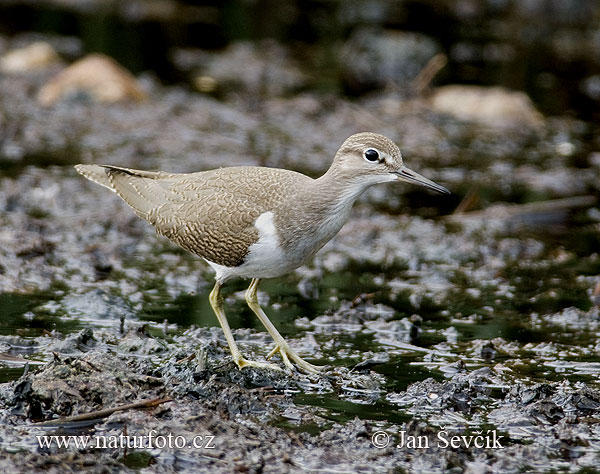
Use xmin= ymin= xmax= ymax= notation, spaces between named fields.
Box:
xmin=391 ymin=166 xmax=450 ymax=194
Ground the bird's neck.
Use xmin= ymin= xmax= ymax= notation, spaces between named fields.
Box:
xmin=285 ymin=166 xmax=370 ymax=236
xmin=311 ymin=164 xmax=372 ymax=213
xmin=274 ymin=166 xmax=372 ymax=260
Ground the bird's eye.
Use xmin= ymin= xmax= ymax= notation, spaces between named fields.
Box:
xmin=364 ymin=148 xmax=380 ymax=162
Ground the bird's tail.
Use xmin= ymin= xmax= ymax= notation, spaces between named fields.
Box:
xmin=75 ymin=164 xmax=179 ymax=220
xmin=74 ymin=164 xmax=117 ymax=192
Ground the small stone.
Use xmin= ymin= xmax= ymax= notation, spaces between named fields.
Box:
xmin=37 ymin=53 xmax=146 ymax=106
xmin=429 ymin=85 xmax=544 ymax=129
xmin=0 ymin=42 xmax=61 ymax=73
xmin=193 ymin=75 xmax=217 ymax=93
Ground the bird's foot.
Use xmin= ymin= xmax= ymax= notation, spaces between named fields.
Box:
xmin=266 ymin=343 xmax=321 ymax=374
xmin=234 ymin=355 xmax=283 ymax=372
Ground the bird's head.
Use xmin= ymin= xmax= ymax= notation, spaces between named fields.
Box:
xmin=333 ymin=132 xmax=450 ymax=194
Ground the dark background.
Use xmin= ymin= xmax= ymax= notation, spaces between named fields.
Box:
xmin=1 ymin=0 xmax=599 ymax=120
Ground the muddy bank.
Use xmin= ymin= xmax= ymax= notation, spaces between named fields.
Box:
xmin=0 ymin=324 xmax=599 ymax=473
xmin=0 ymin=17 xmax=599 ymax=473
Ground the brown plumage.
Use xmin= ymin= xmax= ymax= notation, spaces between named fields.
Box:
xmin=75 ymin=164 xmax=311 ymax=267
xmin=75 ymin=132 xmax=449 ymax=374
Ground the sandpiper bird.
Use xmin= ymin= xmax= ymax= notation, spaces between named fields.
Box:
xmin=75 ymin=132 xmax=449 ymax=374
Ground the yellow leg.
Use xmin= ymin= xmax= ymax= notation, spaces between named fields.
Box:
xmin=245 ymin=278 xmax=321 ymax=374
xmin=209 ymin=282 xmax=281 ymax=371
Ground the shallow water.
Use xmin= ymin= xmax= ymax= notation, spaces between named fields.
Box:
xmin=1 ymin=205 xmax=598 ymax=430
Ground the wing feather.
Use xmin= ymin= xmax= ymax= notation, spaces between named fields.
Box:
xmin=75 ymin=164 xmax=308 ymax=267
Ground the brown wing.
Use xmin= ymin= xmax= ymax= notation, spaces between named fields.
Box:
xmin=76 ymin=164 xmax=309 ymax=267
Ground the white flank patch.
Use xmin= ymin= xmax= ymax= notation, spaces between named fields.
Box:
xmin=205 ymin=211 xmax=287 ymax=283
xmin=254 ymin=211 xmax=278 ymax=238
xmin=244 ymin=211 xmax=287 ymax=275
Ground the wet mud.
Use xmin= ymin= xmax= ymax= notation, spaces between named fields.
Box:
xmin=1 ymin=2 xmax=600 ymax=471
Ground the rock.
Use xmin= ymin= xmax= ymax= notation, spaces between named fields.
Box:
xmin=339 ymin=28 xmax=440 ymax=94
xmin=581 ymin=74 xmax=600 ymax=100
xmin=429 ymin=85 xmax=544 ymax=129
xmin=174 ymin=40 xmax=306 ymax=97
xmin=37 ymin=53 xmax=146 ymax=106
xmin=0 ymin=42 xmax=61 ymax=73
xmin=203 ymin=40 xmax=305 ymax=96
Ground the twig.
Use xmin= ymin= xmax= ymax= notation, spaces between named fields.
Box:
xmin=0 ymin=353 xmax=44 ymax=366
xmin=176 ymin=352 xmax=196 ymax=364
xmin=447 ymin=195 xmax=597 ymax=223
xmin=288 ymin=430 xmax=305 ymax=448
xmin=36 ymin=397 xmax=172 ymax=426
xmin=453 ymin=186 xmax=480 ymax=214
xmin=411 ymin=53 xmax=447 ymax=95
